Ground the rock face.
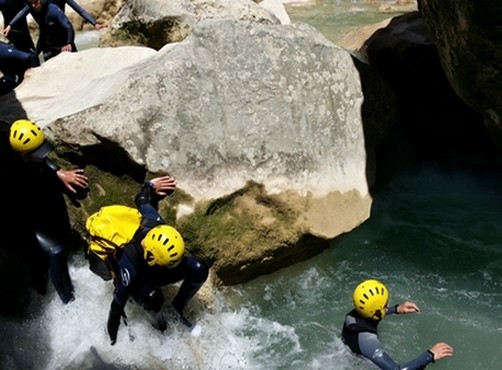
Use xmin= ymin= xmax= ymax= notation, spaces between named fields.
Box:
xmin=99 ymin=0 xmax=282 ymax=48
xmin=417 ymin=0 xmax=502 ymax=151
xmin=57 ymin=19 xmax=371 ymax=236
xmin=0 ymin=18 xmax=372 ymax=288
xmin=358 ymin=11 xmax=496 ymax=162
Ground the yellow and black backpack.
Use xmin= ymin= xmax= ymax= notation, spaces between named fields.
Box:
xmin=85 ymin=205 xmax=142 ymax=279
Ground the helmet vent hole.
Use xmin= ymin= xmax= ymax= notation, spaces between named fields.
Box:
xmin=363 ymin=293 xmax=369 ymax=300
xmin=162 ymin=238 xmax=169 ymax=246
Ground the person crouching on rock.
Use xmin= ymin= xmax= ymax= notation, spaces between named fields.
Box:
xmin=106 ymin=175 xmax=209 ymax=345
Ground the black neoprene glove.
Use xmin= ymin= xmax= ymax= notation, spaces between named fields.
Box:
xmin=107 ymin=300 xmax=126 ymax=345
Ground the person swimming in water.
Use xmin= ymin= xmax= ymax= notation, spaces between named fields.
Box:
xmin=342 ymin=279 xmax=454 ymax=369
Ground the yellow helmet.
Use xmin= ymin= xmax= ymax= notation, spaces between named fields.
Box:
xmin=143 ymin=225 xmax=185 ymax=267
xmin=9 ymin=119 xmax=53 ymax=159
xmin=352 ymin=279 xmax=389 ymax=320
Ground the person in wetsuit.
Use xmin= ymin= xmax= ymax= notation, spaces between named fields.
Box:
xmin=9 ymin=119 xmax=89 ymax=304
xmin=0 ymin=0 xmax=35 ymax=52
xmin=21 ymin=0 xmax=77 ymax=62
xmin=0 ymin=40 xmax=38 ymax=95
xmin=105 ymin=175 xmax=209 ymax=345
xmin=342 ymin=279 xmax=454 ymax=370
xmin=3 ymin=0 xmax=105 ymax=38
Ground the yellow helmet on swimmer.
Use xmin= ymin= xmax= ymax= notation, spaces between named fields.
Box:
xmin=353 ymin=279 xmax=389 ymax=320
xmin=143 ymin=225 xmax=185 ymax=267
xmin=9 ymin=119 xmax=53 ymax=159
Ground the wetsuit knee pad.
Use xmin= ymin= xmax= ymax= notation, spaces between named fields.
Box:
xmin=48 ymin=244 xmax=64 ymax=258
xmin=36 ymin=231 xmax=60 ymax=255
xmin=138 ymin=286 xmax=164 ymax=312
xmin=186 ymin=257 xmax=209 ymax=283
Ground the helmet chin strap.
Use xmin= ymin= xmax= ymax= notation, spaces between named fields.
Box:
xmin=373 ymin=309 xmax=383 ymax=321
xmin=145 ymin=251 xmax=155 ymax=265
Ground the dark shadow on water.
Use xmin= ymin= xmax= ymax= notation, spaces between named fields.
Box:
xmin=67 ymin=346 xmax=136 ymax=370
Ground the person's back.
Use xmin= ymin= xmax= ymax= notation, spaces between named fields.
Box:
xmin=341 ymin=279 xmax=454 ymax=370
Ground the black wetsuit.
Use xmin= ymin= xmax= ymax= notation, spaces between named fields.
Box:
xmin=0 ymin=0 xmax=35 ymax=52
xmin=20 ymin=155 xmax=77 ymax=304
xmin=342 ymin=307 xmax=435 ymax=370
xmin=9 ymin=0 xmax=98 ymax=29
xmin=0 ymin=41 xmax=38 ymax=95
xmin=28 ymin=1 xmax=76 ymax=61
xmin=106 ymin=182 xmax=209 ymax=344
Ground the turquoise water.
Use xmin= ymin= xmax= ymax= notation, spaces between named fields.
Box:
xmin=224 ymin=162 xmax=502 ymax=369
xmin=1 ymin=2 xmax=501 ymax=369
xmin=286 ymin=0 xmax=410 ymax=43
xmin=1 ymin=161 xmax=499 ymax=369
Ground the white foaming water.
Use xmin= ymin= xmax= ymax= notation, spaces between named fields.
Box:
xmin=0 ymin=254 xmax=368 ymax=370
xmin=75 ymin=30 xmax=101 ymax=50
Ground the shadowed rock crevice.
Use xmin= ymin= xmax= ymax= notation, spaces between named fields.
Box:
xmin=79 ymin=139 xmax=147 ymax=182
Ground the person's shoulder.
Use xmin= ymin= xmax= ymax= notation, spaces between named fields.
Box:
xmin=47 ymin=2 xmax=62 ymax=13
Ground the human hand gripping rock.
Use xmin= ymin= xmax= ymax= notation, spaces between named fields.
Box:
xmin=56 ymin=168 xmax=89 ymax=193
xmin=148 ymin=175 xmax=176 ymax=196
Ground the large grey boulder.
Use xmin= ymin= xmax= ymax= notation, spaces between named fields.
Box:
xmin=0 ymin=19 xmax=372 ymax=286
xmin=99 ymin=0 xmax=282 ymax=48
xmin=52 ymin=20 xmax=371 ymax=240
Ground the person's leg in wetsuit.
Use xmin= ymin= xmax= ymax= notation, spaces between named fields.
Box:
xmin=136 ymin=256 xmax=209 ymax=329
xmin=170 ymin=256 xmax=209 ymax=315
xmin=35 ymin=230 xmax=74 ymax=303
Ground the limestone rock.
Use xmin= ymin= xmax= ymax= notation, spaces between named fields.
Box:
xmin=0 ymin=16 xmax=373 ymax=286
xmin=99 ymin=0 xmax=281 ymax=48
xmin=54 ymin=20 xmax=371 ymax=241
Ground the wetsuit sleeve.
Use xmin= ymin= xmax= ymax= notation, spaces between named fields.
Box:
xmin=45 ymin=158 xmax=61 ymax=172
xmin=113 ymin=250 xmax=137 ymax=308
xmin=358 ymin=331 xmax=434 ymax=370
xmin=387 ymin=304 xmax=399 ymax=315
xmin=0 ymin=43 xmax=37 ymax=71
xmin=7 ymin=5 xmax=29 ymax=27
xmin=134 ymin=182 xmax=166 ymax=225
xmin=65 ymin=0 xmax=97 ymax=26
xmin=107 ymin=298 xmax=123 ymax=345
xmin=107 ymin=248 xmax=133 ymax=344
xmin=53 ymin=8 xmax=75 ymax=45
